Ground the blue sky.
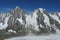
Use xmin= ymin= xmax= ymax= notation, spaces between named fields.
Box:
xmin=0 ymin=0 xmax=60 ymax=13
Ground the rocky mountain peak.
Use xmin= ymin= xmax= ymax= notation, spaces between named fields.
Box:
xmin=15 ymin=6 xmax=20 ymax=9
xmin=38 ymin=8 xmax=45 ymax=13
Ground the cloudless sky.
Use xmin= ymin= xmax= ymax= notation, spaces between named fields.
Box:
xmin=0 ymin=0 xmax=60 ymax=13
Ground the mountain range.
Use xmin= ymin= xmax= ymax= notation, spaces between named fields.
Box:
xmin=0 ymin=6 xmax=60 ymax=36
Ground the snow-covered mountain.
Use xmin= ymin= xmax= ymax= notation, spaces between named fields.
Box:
xmin=0 ymin=6 xmax=60 ymax=36
xmin=26 ymin=8 xmax=60 ymax=34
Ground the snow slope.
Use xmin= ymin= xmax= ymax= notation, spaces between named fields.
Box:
xmin=5 ymin=33 xmax=60 ymax=40
xmin=49 ymin=14 xmax=60 ymax=24
xmin=26 ymin=10 xmax=39 ymax=31
xmin=0 ymin=15 xmax=11 ymax=30
xmin=43 ymin=14 xmax=50 ymax=25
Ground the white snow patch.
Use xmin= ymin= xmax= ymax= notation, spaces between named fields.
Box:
xmin=5 ymin=33 xmax=60 ymax=40
xmin=0 ymin=23 xmax=3 ymax=26
xmin=40 ymin=24 xmax=44 ymax=28
xmin=0 ymin=23 xmax=8 ymax=30
xmin=51 ymin=24 xmax=60 ymax=33
xmin=43 ymin=14 xmax=50 ymax=25
xmin=58 ymin=13 xmax=60 ymax=17
xmin=49 ymin=14 xmax=60 ymax=24
xmin=15 ymin=6 xmax=19 ymax=9
xmin=8 ymin=29 xmax=16 ymax=33
xmin=26 ymin=11 xmax=39 ymax=31
xmin=39 ymin=8 xmax=44 ymax=13
xmin=17 ymin=18 xmax=25 ymax=25
xmin=0 ymin=15 xmax=11 ymax=30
